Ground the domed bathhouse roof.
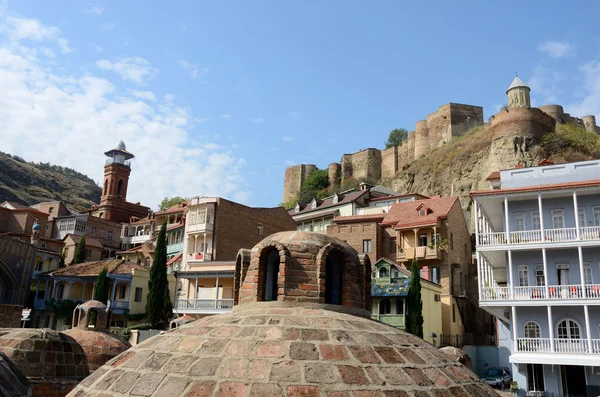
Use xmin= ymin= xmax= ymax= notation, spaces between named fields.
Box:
xmin=506 ymin=75 xmax=529 ymax=93
xmin=63 ymin=300 xmax=131 ymax=372
xmin=0 ymin=329 xmax=89 ymax=397
xmin=169 ymin=314 xmax=195 ymax=329
xmin=68 ymin=231 xmax=496 ymax=397
xmin=0 ymin=351 xmax=34 ymax=397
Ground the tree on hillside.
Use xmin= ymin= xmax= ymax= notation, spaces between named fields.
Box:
xmin=93 ymin=266 xmax=109 ymax=304
xmin=145 ymin=222 xmax=172 ymax=328
xmin=405 ymin=259 xmax=424 ymax=338
xmin=159 ymin=196 xmax=190 ymax=212
xmin=385 ymin=128 xmax=408 ymax=148
xmin=73 ymin=234 xmax=87 ymax=265
xmin=298 ymin=169 xmax=330 ymax=204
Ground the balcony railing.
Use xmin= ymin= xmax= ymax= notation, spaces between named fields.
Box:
xmin=174 ymin=298 xmax=234 ymax=312
xmin=188 ymin=221 xmax=214 ymax=233
xmin=517 ymin=338 xmax=600 ymax=354
xmin=371 ymin=314 xmax=405 ymax=328
xmin=481 ymin=284 xmax=600 ymax=302
xmin=122 ymin=235 xmax=152 ymax=244
xmin=187 ymin=252 xmax=212 ymax=263
xmin=396 ymin=246 xmax=441 ymax=261
xmin=478 ymin=226 xmax=600 ymax=247
xmin=167 ymin=242 xmax=184 ymax=255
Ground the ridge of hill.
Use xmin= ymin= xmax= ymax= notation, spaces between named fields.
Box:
xmin=0 ymin=152 xmax=101 ymax=212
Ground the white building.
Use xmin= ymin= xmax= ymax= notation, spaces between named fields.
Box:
xmin=472 ymin=159 xmax=600 ymax=396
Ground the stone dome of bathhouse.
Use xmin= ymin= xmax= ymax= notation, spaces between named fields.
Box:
xmin=63 ymin=300 xmax=131 ymax=372
xmin=0 ymin=328 xmax=89 ymax=397
xmin=68 ymin=231 xmax=496 ymax=396
xmin=0 ymin=351 xmax=34 ymax=397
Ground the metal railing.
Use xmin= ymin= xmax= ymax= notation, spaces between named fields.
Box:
xmin=481 ymin=284 xmax=599 ymax=301
xmin=517 ymin=338 xmax=552 ymax=353
xmin=478 ymin=226 xmax=600 ymax=246
xmin=174 ymin=298 xmax=234 ymax=311
xmin=371 ymin=314 xmax=405 ymax=328
xmin=516 ymin=338 xmax=600 ymax=354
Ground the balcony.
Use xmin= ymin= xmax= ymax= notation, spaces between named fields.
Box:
xmin=122 ymin=234 xmax=152 ymax=244
xmin=478 ymin=226 xmax=600 ymax=247
xmin=516 ymin=338 xmax=600 ymax=354
xmin=480 ymin=284 xmax=600 ymax=303
xmin=396 ymin=246 xmax=442 ymax=262
xmin=187 ymin=252 xmax=213 ymax=264
xmin=188 ymin=220 xmax=214 ymax=233
xmin=371 ymin=314 xmax=405 ymax=328
xmin=173 ymin=298 xmax=234 ymax=314
xmin=105 ymin=158 xmax=131 ymax=168
xmin=167 ymin=242 xmax=184 ymax=255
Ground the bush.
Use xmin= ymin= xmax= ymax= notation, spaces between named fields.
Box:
xmin=119 ymin=322 xmax=154 ymax=340
xmin=540 ymin=123 xmax=600 ymax=159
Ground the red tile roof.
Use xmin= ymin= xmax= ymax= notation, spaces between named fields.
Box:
xmin=332 ymin=214 xmax=387 ymax=224
xmin=369 ymin=193 xmax=429 ymax=202
xmin=289 ymin=190 xmax=369 ymax=216
xmin=381 ymin=196 xmax=458 ymax=229
xmin=167 ymin=252 xmax=182 ymax=267
xmin=63 ymin=233 xmax=104 ymax=249
xmin=154 ymin=202 xmax=188 ymax=215
xmin=470 ymin=179 xmax=600 ymax=197
xmin=40 ymin=259 xmax=146 ymax=277
xmin=486 ymin=171 xmax=500 ymax=181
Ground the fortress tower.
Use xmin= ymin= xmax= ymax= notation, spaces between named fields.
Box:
xmin=506 ymin=75 xmax=531 ymax=108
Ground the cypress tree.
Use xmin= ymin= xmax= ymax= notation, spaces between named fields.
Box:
xmin=406 ymin=259 xmax=424 ymax=338
xmin=93 ymin=266 xmax=109 ymax=304
xmin=146 ymin=222 xmax=172 ymax=328
xmin=73 ymin=234 xmax=87 ymax=265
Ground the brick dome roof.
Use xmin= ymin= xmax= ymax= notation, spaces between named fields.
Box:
xmin=0 ymin=351 xmax=33 ymax=397
xmin=69 ymin=232 xmax=495 ymax=396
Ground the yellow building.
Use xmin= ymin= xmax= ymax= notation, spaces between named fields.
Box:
xmin=33 ymin=258 xmax=175 ymax=330
xmin=371 ymin=258 xmax=443 ymax=346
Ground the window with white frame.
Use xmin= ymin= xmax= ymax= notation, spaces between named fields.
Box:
xmin=257 ymin=223 xmax=264 ymax=236
xmin=526 ymin=363 xmax=545 ymax=392
xmin=557 ymin=319 xmax=580 ymax=339
xmin=524 ymin=321 xmax=540 ymax=338
xmin=363 ymin=239 xmax=372 ymax=253
xmin=534 ymin=264 xmax=545 ymax=286
xmin=583 ymin=262 xmax=593 ymax=284
xmin=91 ymin=227 xmax=96 ymax=236
xmin=518 ymin=265 xmax=529 ymax=286
xmin=594 ymin=206 xmax=600 ymax=226
xmin=531 ymin=211 xmax=541 ymax=230
xmin=551 ymin=209 xmax=564 ymax=229
xmin=578 ymin=207 xmax=587 ymax=227
xmin=107 ymin=231 xmax=113 ymax=241
xmin=514 ymin=212 xmax=525 ymax=231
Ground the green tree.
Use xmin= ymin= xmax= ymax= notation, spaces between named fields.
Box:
xmin=384 ymin=128 xmax=408 ymax=148
xmin=405 ymin=259 xmax=424 ymax=338
xmin=297 ymin=169 xmax=330 ymax=204
xmin=73 ymin=234 xmax=87 ymax=265
xmin=93 ymin=266 xmax=109 ymax=304
xmin=158 ymin=196 xmax=190 ymax=212
xmin=145 ymin=223 xmax=173 ymax=328
xmin=45 ymin=299 xmax=80 ymax=327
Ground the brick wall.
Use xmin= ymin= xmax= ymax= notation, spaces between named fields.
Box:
xmin=214 ymin=199 xmax=296 ymax=261
xmin=326 ymin=221 xmax=381 ymax=262
xmin=443 ymin=199 xmax=472 ymax=296
xmin=0 ymin=304 xmax=22 ymax=327
xmin=31 ymin=379 xmax=79 ymax=397
xmin=491 ymin=107 xmax=555 ymax=141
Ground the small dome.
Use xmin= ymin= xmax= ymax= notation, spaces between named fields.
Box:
xmin=116 ymin=139 xmax=126 ymax=150
xmin=32 ymin=222 xmax=42 ymax=231
xmin=170 ymin=314 xmax=195 ymax=329
xmin=506 ymin=75 xmax=529 ymax=93
xmin=0 ymin=351 xmax=33 ymax=397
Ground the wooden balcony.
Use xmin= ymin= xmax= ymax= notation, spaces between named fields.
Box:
xmin=371 ymin=314 xmax=405 ymax=328
xmin=396 ymin=246 xmax=441 ymax=262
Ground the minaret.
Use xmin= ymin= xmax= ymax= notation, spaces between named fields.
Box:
xmin=101 ymin=140 xmax=134 ymax=204
xmin=31 ymin=221 xmax=41 ymax=247
xmin=506 ymin=75 xmax=531 ymax=108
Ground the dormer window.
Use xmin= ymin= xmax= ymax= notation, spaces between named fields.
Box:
xmin=417 ymin=204 xmax=431 ymax=217
xmin=311 ymin=198 xmax=317 ymax=209
xmin=379 ymin=267 xmax=388 ymax=278
xmin=419 ymin=209 xmax=427 ymax=217
xmin=332 ymin=193 xmax=339 ymax=204
xmin=294 ymin=203 xmax=300 ymax=213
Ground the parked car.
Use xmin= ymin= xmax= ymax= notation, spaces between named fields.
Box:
xmin=483 ymin=367 xmax=511 ymax=389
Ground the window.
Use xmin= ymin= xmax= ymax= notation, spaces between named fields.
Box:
xmin=378 ymin=267 xmax=388 ymax=278
xmin=531 ymin=211 xmax=541 ymax=230
xmin=46 ymin=225 xmax=49 ymax=230
xmin=41 ymin=242 xmax=47 ymax=248
xmin=557 ymin=263 xmax=570 ymax=285
xmin=86 ymin=249 xmax=91 ymax=260
xmin=91 ymin=227 xmax=96 ymax=236
xmin=145 ymin=258 xmax=150 ymax=267
xmin=518 ymin=265 xmax=529 ymax=287
xmin=49 ymin=207 xmax=54 ymax=214
xmin=389 ymin=237 xmax=397 ymax=253
xmin=35 ymin=260 xmax=43 ymax=271
xmin=578 ymin=207 xmax=587 ymax=227
xmin=551 ymin=209 xmax=564 ymax=229
xmin=527 ymin=364 xmax=545 ymax=392
xmin=432 ymin=233 xmax=440 ymax=244
xmin=107 ymin=231 xmax=113 ymax=241
xmin=362 ymin=239 xmax=372 ymax=253
xmin=594 ymin=206 xmax=600 ymax=226
xmin=557 ymin=319 xmax=580 ymax=339
xmin=534 ymin=264 xmax=545 ymax=286
xmin=44 ymin=315 xmax=50 ymax=328
xmin=117 ymin=179 xmax=123 ymax=196
xmin=418 ymin=234 xmax=427 ymax=247
xmin=432 ymin=267 xmax=440 ymax=284
xmin=514 ymin=212 xmax=525 ymax=231
xmin=264 ymin=250 xmax=280 ymax=301
xmin=379 ymin=299 xmax=391 ymax=314
xmin=64 ymin=247 xmax=69 ymax=257
xmin=395 ymin=299 xmax=404 ymax=314
xmin=583 ymin=262 xmax=593 ymax=284
xmin=118 ymin=285 xmax=126 ymax=299
xmin=419 ymin=209 xmax=426 ymax=217
xmin=325 ymin=251 xmax=343 ymax=305
xmin=57 ymin=284 xmax=64 ymax=299
xmin=392 ymin=269 xmax=399 ymax=278
xmin=257 ymin=223 xmax=264 ymax=236
xmin=332 ymin=194 xmax=339 ymax=204
xmin=524 ymin=321 xmax=540 ymax=338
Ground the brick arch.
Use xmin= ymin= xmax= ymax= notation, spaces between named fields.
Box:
xmin=239 ymin=242 xmax=290 ymax=304
xmin=316 ymin=243 xmax=364 ymax=308
xmin=0 ymin=259 xmax=18 ymax=303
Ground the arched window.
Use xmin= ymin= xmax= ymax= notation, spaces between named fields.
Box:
xmin=524 ymin=321 xmax=540 ymax=338
xmin=379 ymin=299 xmax=391 ymax=314
xmin=87 ymin=309 xmax=98 ymax=328
xmin=73 ymin=308 xmax=80 ymax=327
xmin=103 ymin=179 xmax=108 ymax=196
xmin=325 ymin=251 xmax=343 ymax=305
xmin=520 ymin=92 xmax=525 ymax=105
xmin=558 ymin=319 xmax=580 ymax=339
xmin=117 ymin=180 xmax=123 ymax=197
xmin=379 ymin=267 xmax=388 ymax=278
xmin=263 ymin=250 xmax=280 ymax=301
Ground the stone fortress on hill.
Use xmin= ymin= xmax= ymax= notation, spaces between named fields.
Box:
xmin=282 ymin=76 xmax=600 ymax=203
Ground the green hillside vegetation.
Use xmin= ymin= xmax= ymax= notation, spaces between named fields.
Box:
xmin=0 ymin=152 xmax=101 ymax=212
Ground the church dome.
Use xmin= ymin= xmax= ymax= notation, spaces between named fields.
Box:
xmin=32 ymin=222 xmax=42 ymax=231
xmin=69 ymin=232 xmax=495 ymax=396
xmin=506 ymin=75 xmax=529 ymax=93
xmin=117 ymin=139 xmax=126 ymax=150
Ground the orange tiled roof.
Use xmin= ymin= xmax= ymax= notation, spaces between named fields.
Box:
xmin=486 ymin=171 xmax=500 ymax=181
xmin=167 ymin=252 xmax=182 ymax=267
xmin=154 ymin=202 xmax=187 ymax=215
xmin=40 ymin=259 xmax=145 ymax=277
xmin=381 ymin=196 xmax=458 ymax=229
xmin=63 ymin=233 xmax=104 ymax=249
xmin=470 ymin=179 xmax=600 ymax=197
xmin=289 ymin=190 xmax=369 ymax=216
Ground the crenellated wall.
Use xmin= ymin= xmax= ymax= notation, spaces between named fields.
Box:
xmin=341 ymin=148 xmax=382 ymax=183
xmin=282 ymin=164 xmax=317 ymax=203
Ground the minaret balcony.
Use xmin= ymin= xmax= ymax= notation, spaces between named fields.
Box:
xmin=105 ymin=158 xmax=131 ymax=168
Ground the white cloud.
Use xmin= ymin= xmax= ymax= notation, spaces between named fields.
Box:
xmin=222 ymin=113 xmax=231 ymax=119
xmin=95 ymin=45 xmax=104 ymax=53
xmin=130 ymin=90 xmax=156 ymax=102
xmin=250 ymin=118 xmax=263 ymax=124
xmin=282 ymin=136 xmax=293 ymax=142
xmin=0 ymin=18 xmax=250 ymax=208
xmin=84 ymin=6 xmax=104 ymax=16
xmin=568 ymin=61 xmax=600 ymax=119
xmin=96 ymin=57 xmax=158 ymax=85
xmin=1 ymin=15 xmax=72 ymax=54
xmin=528 ymin=65 xmax=565 ymax=105
xmin=102 ymin=23 xmax=115 ymax=30
xmin=176 ymin=60 xmax=207 ymax=80
xmin=538 ymin=41 xmax=571 ymax=58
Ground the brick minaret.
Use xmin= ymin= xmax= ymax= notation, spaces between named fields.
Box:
xmin=101 ymin=140 xmax=133 ymax=203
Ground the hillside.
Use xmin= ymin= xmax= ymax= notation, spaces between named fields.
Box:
xmin=383 ymin=123 xmax=600 ymax=215
xmin=0 ymin=152 xmax=101 ymax=212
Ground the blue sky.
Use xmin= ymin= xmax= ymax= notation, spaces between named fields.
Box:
xmin=1 ymin=1 xmax=599 ymax=209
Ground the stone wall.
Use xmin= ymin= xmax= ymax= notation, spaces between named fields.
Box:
xmin=490 ymin=107 xmax=556 ymax=141
xmin=282 ymin=164 xmax=317 ymax=203
xmin=0 ymin=304 xmax=22 ymax=327
xmin=380 ymin=146 xmax=398 ymax=179
xmin=327 ymin=163 xmax=341 ymax=188
xmin=340 ymin=148 xmax=382 ymax=184
xmin=539 ymin=104 xmax=600 ymax=134
xmin=0 ymin=236 xmax=35 ymax=306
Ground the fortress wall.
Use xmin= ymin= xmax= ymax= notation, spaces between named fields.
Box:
xmin=341 ymin=149 xmax=382 ymax=183
xmin=539 ymin=105 xmax=565 ymax=123
xmin=282 ymin=164 xmax=317 ymax=203
xmin=426 ymin=106 xmax=449 ymax=148
xmin=491 ymin=107 xmax=556 ymax=141
xmin=328 ymin=163 xmax=341 ymax=187
xmin=381 ymin=146 xmax=398 ymax=179
xmin=582 ymin=115 xmax=597 ymax=133
xmin=413 ymin=120 xmax=430 ymax=158
xmin=448 ymin=103 xmax=484 ymax=138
